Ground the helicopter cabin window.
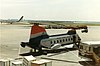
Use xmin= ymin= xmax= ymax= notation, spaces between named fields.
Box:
xmin=50 ymin=41 xmax=53 ymax=44
xmin=57 ymin=40 xmax=59 ymax=43
xmin=71 ymin=38 xmax=73 ymax=40
xmin=68 ymin=38 xmax=70 ymax=41
xmin=63 ymin=39 xmax=65 ymax=42
xmin=66 ymin=39 xmax=67 ymax=41
xmin=54 ymin=40 xmax=56 ymax=44
xmin=60 ymin=40 xmax=62 ymax=43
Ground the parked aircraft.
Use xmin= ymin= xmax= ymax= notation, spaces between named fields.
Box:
xmin=20 ymin=24 xmax=88 ymax=56
xmin=0 ymin=16 xmax=24 ymax=24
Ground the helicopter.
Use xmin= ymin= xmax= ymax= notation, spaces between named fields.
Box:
xmin=20 ymin=23 xmax=88 ymax=56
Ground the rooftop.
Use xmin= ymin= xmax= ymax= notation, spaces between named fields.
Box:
xmin=82 ymin=41 xmax=100 ymax=46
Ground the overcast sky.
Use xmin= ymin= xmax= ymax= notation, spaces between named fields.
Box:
xmin=0 ymin=0 xmax=100 ymax=21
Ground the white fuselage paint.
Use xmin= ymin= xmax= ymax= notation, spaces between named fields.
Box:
xmin=41 ymin=34 xmax=80 ymax=49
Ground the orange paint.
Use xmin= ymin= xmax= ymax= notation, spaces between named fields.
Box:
xmin=31 ymin=25 xmax=46 ymax=35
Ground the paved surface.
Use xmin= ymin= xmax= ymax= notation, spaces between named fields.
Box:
xmin=0 ymin=24 xmax=100 ymax=66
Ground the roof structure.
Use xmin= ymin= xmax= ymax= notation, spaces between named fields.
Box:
xmin=82 ymin=41 xmax=100 ymax=46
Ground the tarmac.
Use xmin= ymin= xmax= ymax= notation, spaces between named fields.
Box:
xmin=0 ymin=24 xmax=100 ymax=66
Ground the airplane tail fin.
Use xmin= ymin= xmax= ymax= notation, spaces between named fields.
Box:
xmin=17 ymin=16 xmax=24 ymax=22
xmin=30 ymin=25 xmax=49 ymax=39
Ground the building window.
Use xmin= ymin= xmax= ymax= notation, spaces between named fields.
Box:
xmin=89 ymin=47 xmax=91 ymax=51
